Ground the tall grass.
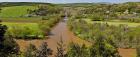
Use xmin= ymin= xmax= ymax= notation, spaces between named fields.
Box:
xmin=2 ymin=22 xmax=44 ymax=39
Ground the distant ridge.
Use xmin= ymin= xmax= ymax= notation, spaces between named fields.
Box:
xmin=0 ymin=2 xmax=52 ymax=7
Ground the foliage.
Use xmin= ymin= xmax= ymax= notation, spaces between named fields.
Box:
xmin=66 ymin=37 xmax=120 ymax=57
xmin=24 ymin=44 xmax=37 ymax=57
xmin=68 ymin=2 xmax=140 ymax=23
xmin=89 ymin=34 xmax=120 ymax=57
xmin=22 ymin=42 xmax=53 ymax=57
xmin=137 ymin=45 xmax=140 ymax=57
xmin=3 ymin=22 xmax=44 ymax=39
xmin=36 ymin=42 xmax=53 ymax=57
xmin=29 ymin=4 xmax=63 ymax=16
xmin=0 ymin=24 xmax=7 ymax=40
xmin=38 ymin=14 xmax=62 ymax=35
xmin=55 ymin=37 xmax=66 ymax=57
xmin=68 ymin=19 xmax=140 ymax=48
xmin=67 ymin=43 xmax=88 ymax=57
xmin=0 ymin=24 xmax=20 ymax=57
xmin=0 ymin=6 xmax=37 ymax=17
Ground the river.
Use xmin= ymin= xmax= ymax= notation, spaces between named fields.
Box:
xmin=16 ymin=16 xmax=136 ymax=57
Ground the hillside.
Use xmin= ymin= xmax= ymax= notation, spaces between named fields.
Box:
xmin=0 ymin=6 xmax=37 ymax=17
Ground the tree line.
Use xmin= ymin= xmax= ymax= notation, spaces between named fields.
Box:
xmin=67 ymin=2 xmax=140 ymax=22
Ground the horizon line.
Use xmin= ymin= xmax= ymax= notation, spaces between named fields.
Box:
xmin=0 ymin=1 xmax=140 ymax=4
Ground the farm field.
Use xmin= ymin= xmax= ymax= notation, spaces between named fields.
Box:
xmin=0 ymin=6 xmax=37 ymax=17
xmin=85 ymin=19 xmax=140 ymax=27
xmin=1 ymin=22 xmax=45 ymax=39
xmin=0 ymin=18 xmax=42 ymax=23
xmin=1 ymin=22 xmax=39 ymax=31
xmin=1 ymin=22 xmax=38 ymax=27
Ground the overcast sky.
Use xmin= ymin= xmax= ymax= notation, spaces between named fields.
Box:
xmin=0 ymin=0 xmax=140 ymax=3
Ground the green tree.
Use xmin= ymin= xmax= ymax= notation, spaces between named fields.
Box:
xmin=0 ymin=8 xmax=2 ymax=13
xmin=67 ymin=43 xmax=88 ymax=57
xmin=55 ymin=37 xmax=66 ymax=57
xmin=0 ymin=24 xmax=19 ymax=57
xmin=137 ymin=45 xmax=140 ymax=57
xmin=32 ymin=4 xmax=62 ymax=16
xmin=36 ymin=42 xmax=52 ymax=57
xmin=89 ymin=34 xmax=120 ymax=57
xmin=24 ymin=44 xmax=37 ymax=57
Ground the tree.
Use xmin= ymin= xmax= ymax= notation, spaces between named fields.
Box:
xmin=0 ymin=24 xmax=19 ymax=57
xmin=30 ymin=4 xmax=62 ymax=16
xmin=0 ymin=8 xmax=2 ymax=13
xmin=24 ymin=44 xmax=37 ymax=57
xmin=0 ymin=24 xmax=7 ymax=41
xmin=67 ymin=43 xmax=88 ymax=57
xmin=36 ymin=42 xmax=52 ymax=57
xmin=89 ymin=34 xmax=120 ymax=57
xmin=137 ymin=45 xmax=140 ymax=57
xmin=136 ymin=31 xmax=140 ymax=57
xmin=38 ymin=21 xmax=51 ymax=36
xmin=55 ymin=37 xmax=66 ymax=57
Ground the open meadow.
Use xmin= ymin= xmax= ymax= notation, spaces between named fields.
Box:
xmin=85 ymin=19 xmax=140 ymax=27
xmin=0 ymin=6 xmax=37 ymax=17
xmin=0 ymin=22 xmax=45 ymax=39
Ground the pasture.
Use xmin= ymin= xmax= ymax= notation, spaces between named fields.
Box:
xmin=0 ymin=6 xmax=37 ymax=17
xmin=0 ymin=17 xmax=42 ymax=23
xmin=1 ymin=22 xmax=44 ymax=39
xmin=85 ymin=19 xmax=140 ymax=27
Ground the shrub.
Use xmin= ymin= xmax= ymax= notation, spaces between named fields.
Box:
xmin=137 ymin=45 xmax=140 ymax=57
xmin=5 ymin=24 xmax=44 ymax=39
xmin=38 ymin=14 xmax=62 ymax=36
xmin=0 ymin=24 xmax=19 ymax=57
xmin=36 ymin=42 xmax=52 ymax=57
xmin=68 ymin=18 xmax=140 ymax=48
xmin=89 ymin=34 xmax=120 ymax=57
xmin=67 ymin=43 xmax=88 ymax=57
xmin=55 ymin=37 xmax=66 ymax=57
xmin=24 ymin=44 xmax=37 ymax=57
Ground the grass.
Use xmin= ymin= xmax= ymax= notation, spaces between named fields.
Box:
xmin=1 ymin=22 xmax=44 ymax=39
xmin=1 ymin=22 xmax=39 ymax=29
xmin=0 ymin=6 xmax=37 ymax=17
xmin=0 ymin=17 xmax=42 ymax=23
xmin=85 ymin=19 xmax=140 ymax=27
xmin=1 ymin=22 xmax=41 ymax=33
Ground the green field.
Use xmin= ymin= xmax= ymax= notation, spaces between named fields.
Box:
xmin=0 ymin=6 xmax=37 ymax=17
xmin=1 ymin=22 xmax=39 ymax=29
xmin=1 ymin=22 xmax=44 ymax=39
xmin=1 ymin=22 xmax=41 ymax=33
xmin=85 ymin=19 xmax=140 ymax=27
xmin=0 ymin=17 xmax=42 ymax=23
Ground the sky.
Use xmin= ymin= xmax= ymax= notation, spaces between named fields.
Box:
xmin=0 ymin=0 xmax=140 ymax=3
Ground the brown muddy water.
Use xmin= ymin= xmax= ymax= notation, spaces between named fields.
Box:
xmin=46 ymin=21 xmax=91 ymax=57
